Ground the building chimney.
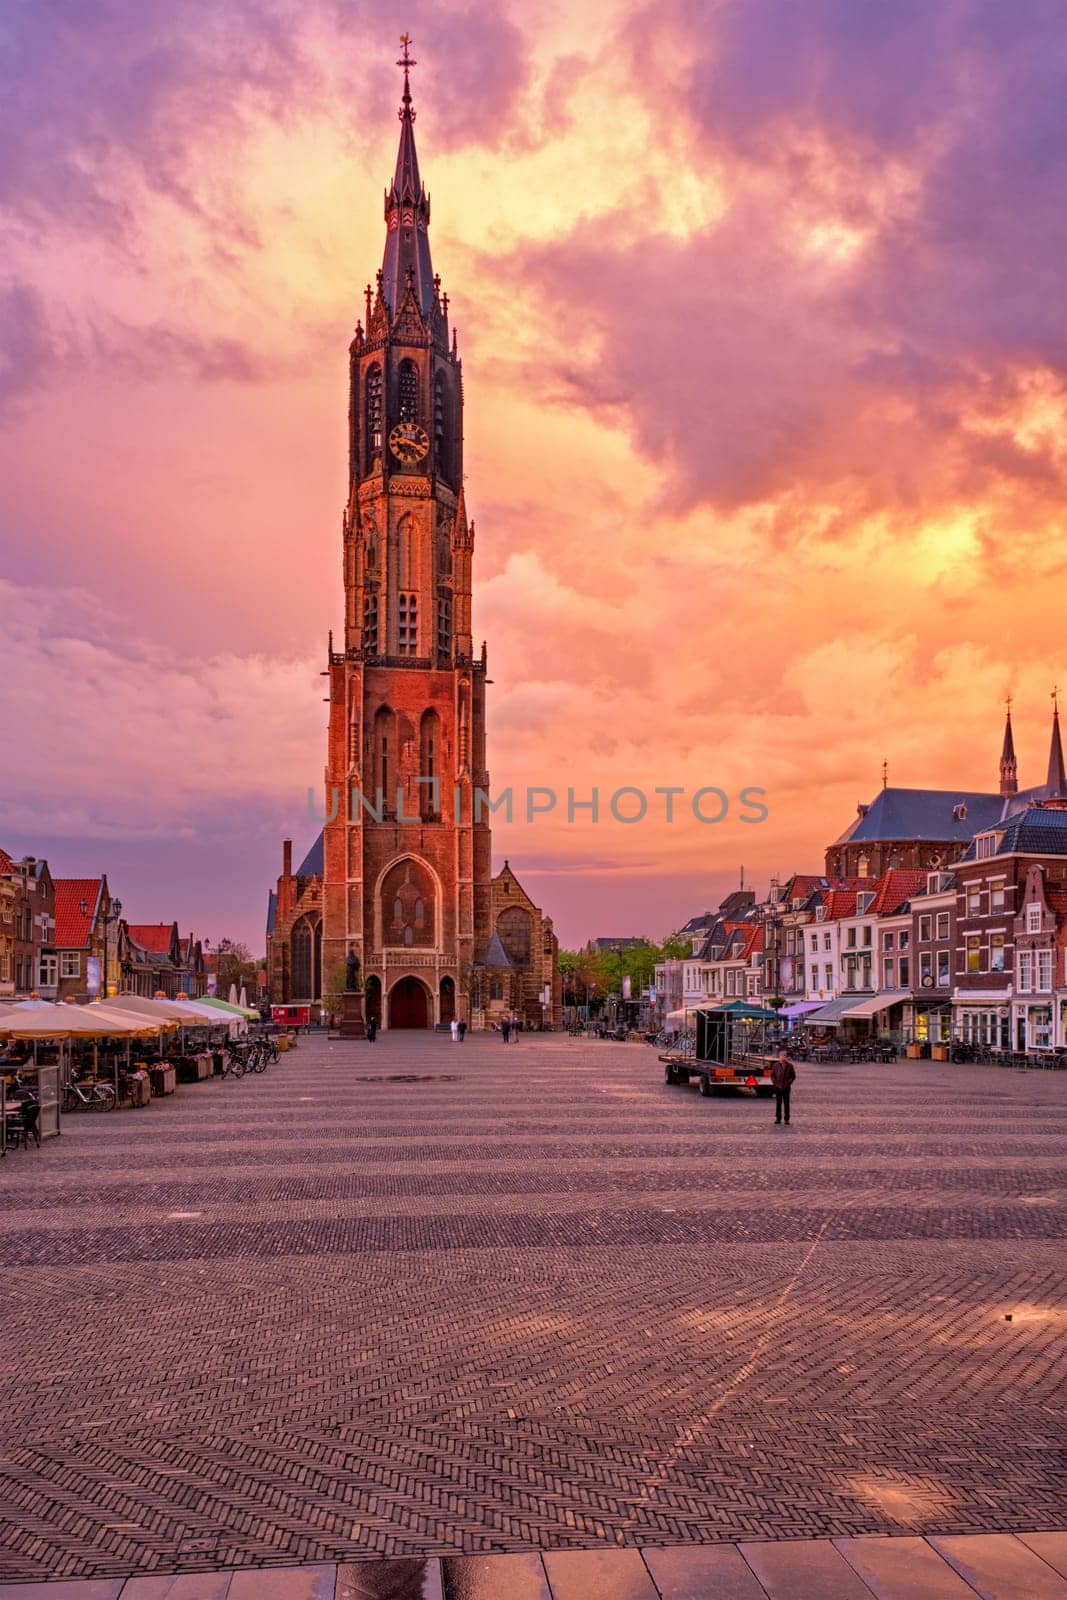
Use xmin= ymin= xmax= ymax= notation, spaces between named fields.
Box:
xmin=283 ymin=839 xmax=292 ymax=879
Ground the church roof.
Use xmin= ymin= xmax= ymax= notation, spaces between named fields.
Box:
xmin=832 ymin=787 xmax=1005 ymax=846
xmin=1048 ymin=708 xmax=1067 ymax=796
xmin=478 ymin=930 xmax=514 ymax=969
xmin=266 ymin=891 xmax=277 ymax=937
xmin=295 ymin=832 xmax=323 ymax=878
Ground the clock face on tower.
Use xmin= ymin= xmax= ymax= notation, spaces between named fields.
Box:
xmin=389 ymin=421 xmax=429 ymax=464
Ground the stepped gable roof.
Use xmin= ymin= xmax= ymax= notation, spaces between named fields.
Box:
xmin=832 ymin=787 xmax=1005 ymax=846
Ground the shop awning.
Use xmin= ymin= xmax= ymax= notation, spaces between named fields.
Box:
xmin=781 ymin=1001 xmax=826 ymax=1018
xmin=801 ymin=996 xmax=865 ymax=1026
xmin=197 ymin=995 xmax=261 ymax=1020
xmin=842 ymin=990 xmax=909 ymax=1019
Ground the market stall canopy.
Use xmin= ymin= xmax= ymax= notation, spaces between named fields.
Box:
xmin=196 ymin=996 xmax=259 ymax=1020
xmin=99 ymin=995 xmax=188 ymax=1025
xmin=168 ymin=999 xmax=231 ymax=1025
xmin=665 ymin=1008 xmax=698 ymax=1026
xmin=703 ymin=1001 xmax=781 ymax=1021
xmin=0 ymin=1002 xmax=157 ymax=1038
xmin=842 ymin=991 xmax=908 ymax=1019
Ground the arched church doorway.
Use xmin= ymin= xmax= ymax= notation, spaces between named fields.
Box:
xmin=364 ymin=975 xmax=382 ymax=1025
xmin=439 ymin=976 xmax=455 ymax=1025
xmin=389 ymin=976 xmax=430 ymax=1029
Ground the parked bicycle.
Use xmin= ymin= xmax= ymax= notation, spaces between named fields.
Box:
xmin=62 ymin=1067 xmax=116 ymax=1113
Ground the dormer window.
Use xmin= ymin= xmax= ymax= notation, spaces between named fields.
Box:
xmin=953 ymin=802 xmax=968 ymax=821
xmin=857 ymin=892 xmax=874 ymax=915
xmin=975 ymin=832 xmax=999 ymax=859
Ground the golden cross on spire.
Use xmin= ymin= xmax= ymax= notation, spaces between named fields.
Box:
xmin=397 ymin=32 xmax=416 ymax=111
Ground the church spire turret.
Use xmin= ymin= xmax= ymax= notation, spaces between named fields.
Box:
xmin=381 ymin=33 xmax=434 ymax=317
xmin=1000 ymin=698 xmax=1018 ymax=797
xmin=1048 ymin=688 xmax=1066 ymax=797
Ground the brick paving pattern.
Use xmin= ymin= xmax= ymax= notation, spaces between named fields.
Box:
xmin=0 ymin=1035 xmax=1064 ymax=1584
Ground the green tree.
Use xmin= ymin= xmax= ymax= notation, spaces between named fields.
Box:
xmin=215 ymin=938 xmax=256 ymax=999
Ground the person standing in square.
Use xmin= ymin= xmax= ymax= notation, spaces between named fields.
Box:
xmin=772 ymin=1049 xmax=796 ymax=1125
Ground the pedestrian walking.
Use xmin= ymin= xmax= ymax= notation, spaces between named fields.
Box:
xmin=501 ymin=1017 xmax=511 ymax=1044
xmin=771 ymin=1048 xmax=796 ymax=1125
xmin=457 ymin=1018 xmax=467 ymax=1042
xmin=450 ymin=1018 xmax=460 ymax=1043
xmin=366 ymin=1016 xmax=378 ymax=1043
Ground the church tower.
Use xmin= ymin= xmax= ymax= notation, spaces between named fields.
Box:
xmin=321 ymin=38 xmax=492 ymax=1028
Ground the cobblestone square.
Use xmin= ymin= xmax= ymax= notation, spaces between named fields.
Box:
xmin=0 ymin=1035 xmax=1064 ymax=1583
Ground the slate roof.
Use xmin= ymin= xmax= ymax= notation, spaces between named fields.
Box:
xmin=957 ymin=803 xmax=1067 ymax=860
xmin=832 ymin=787 xmax=1006 ymax=846
xmin=53 ymin=879 xmax=103 ymax=948
xmin=295 ymin=832 xmax=324 ymax=878
xmin=266 ymin=891 xmax=277 ymax=937
xmin=478 ymin=930 xmax=514 ymax=968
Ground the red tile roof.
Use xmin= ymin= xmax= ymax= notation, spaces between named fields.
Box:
xmin=868 ymin=869 xmax=930 ymax=916
xmin=53 ymin=879 xmax=103 ymax=948
xmin=821 ymin=890 xmax=859 ymax=920
xmin=0 ymin=848 xmax=12 ymax=875
xmin=126 ymin=923 xmax=176 ymax=954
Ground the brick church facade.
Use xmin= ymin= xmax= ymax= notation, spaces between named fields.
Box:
xmin=268 ymin=45 xmax=561 ymax=1030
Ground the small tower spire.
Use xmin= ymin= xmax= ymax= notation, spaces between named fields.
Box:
xmin=381 ymin=33 xmax=434 ymax=316
xmin=1048 ymin=687 xmax=1066 ymax=797
xmin=1000 ymin=696 xmax=1018 ymax=797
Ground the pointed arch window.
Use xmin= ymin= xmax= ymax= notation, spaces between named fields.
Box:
xmin=436 ymin=596 xmax=451 ymax=657
xmin=365 ymin=365 xmax=383 ymax=459
xmin=363 ymin=592 xmax=379 ymax=654
xmin=399 ymin=359 xmax=419 ymax=423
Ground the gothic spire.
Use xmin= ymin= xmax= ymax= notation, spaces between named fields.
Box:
xmin=381 ymin=34 xmax=434 ymax=318
xmin=1000 ymin=698 xmax=1018 ymax=797
xmin=1048 ymin=688 xmax=1066 ymax=797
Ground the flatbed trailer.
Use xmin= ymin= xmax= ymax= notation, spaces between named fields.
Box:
xmin=661 ymin=1052 xmax=775 ymax=1095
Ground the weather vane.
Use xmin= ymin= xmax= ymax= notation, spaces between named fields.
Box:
xmin=397 ymin=32 xmax=416 ymax=116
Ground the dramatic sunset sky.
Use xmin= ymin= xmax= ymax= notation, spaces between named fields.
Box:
xmin=2 ymin=0 xmax=1066 ymax=950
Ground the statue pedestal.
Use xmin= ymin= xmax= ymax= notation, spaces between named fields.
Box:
xmin=338 ymin=990 xmax=366 ymax=1039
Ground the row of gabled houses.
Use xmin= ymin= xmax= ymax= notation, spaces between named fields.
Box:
xmin=656 ymin=703 xmax=1067 ymax=1052
xmin=0 ymin=850 xmax=209 ymax=1004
